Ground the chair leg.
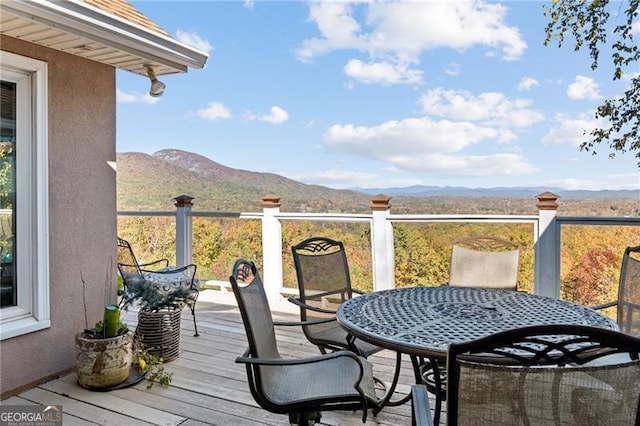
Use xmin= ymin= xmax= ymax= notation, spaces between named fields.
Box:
xmin=288 ymin=412 xmax=321 ymax=426
xmin=190 ymin=304 xmax=199 ymax=337
xmin=189 ymin=290 xmax=200 ymax=337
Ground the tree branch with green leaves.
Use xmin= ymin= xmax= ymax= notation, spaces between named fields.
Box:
xmin=544 ymin=0 xmax=640 ymax=165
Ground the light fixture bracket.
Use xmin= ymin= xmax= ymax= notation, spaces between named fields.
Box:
xmin=145 ymin=65 xmax=165 ymax=97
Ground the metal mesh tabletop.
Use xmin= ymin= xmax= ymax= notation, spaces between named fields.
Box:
xmin=337 ymin=286 xmax=619 ymax=357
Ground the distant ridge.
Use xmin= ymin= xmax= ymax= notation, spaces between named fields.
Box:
xmin=116 ymin=149 xmax=639 ymax=215
xmin=351 ymin=185 xmax=640 ymax=199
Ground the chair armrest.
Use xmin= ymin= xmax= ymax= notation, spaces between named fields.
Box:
xmin=236 ymin=349 xmax=363 ymax=368
xmin=411 ymin=384 xmax=434 ymax=426
xmin=287 ymin=297 xmax=337 ymax=314
xmin=138 ymin=258 xmax=169 ymax=270
xmin=273 ymin=317 xmax=336 ymax=327
xmin=592 ymin=301 xmax=617 ymax=310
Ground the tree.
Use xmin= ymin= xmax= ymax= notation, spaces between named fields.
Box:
xmin=562 ymin=247 xmax=618 ymax=306
xmin=544 ymin=0 xmax=640 ymax=165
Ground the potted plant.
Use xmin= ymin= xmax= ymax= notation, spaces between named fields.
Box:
xmin=75 ymin=273 xmax=174 ymax=390
xmin=119 ymin=275 xmax=192 ymax=362
xmin=75 ymin=304 xmax=134 ymax=389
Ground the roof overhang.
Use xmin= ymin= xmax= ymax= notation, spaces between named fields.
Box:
xmin=0 ymin=0 xmax=208 ymax=76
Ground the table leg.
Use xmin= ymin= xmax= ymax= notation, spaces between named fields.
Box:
xmin=429 ymin=357 xmax=443 ymax=425
xmin=374 ymin=351 xmax=412 ymax=412
xmin=345 ymin=335 xmax=410 ymax=413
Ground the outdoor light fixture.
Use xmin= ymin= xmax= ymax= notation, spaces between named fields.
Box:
xmin=145 ymin=66 xmax=165 ymax=97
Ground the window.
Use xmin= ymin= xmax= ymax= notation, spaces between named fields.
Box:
xmin=0 ymin=51 xmax=49 ymax=340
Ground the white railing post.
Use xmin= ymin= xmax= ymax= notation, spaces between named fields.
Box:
xmin=370 ymin=195 xmax=395 ymax=291
xmin=174 ymin=195 xmax=194 ymax=267
xmin=534 ymin=192 xmax=560 ymax=298
xmin=262 ymin=195 xmax=283 ymax=300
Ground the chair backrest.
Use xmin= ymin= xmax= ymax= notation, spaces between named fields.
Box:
xmin=446 ymin=324 xmax=640 ymax=426
xmin=229 ymin=259 xmax=280 ymax=360
xmin=619 ymin=245 xmax=640 ymax=335
xmin=291 ymin=237 xmax=354 ymax=322
xmin=117 ymin=237 xmax=142 ymax=278
xmin=449 ymin=236 xmax=520 ymax=290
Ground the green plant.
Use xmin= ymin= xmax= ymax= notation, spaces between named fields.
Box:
xmin=79 ymin=271 xmax=174 ymax=385
xmin=133 ymin=342 xmax=173 ymax=389
xmin=86 ymin=319 xmax=129 ymax=339
xmin=87 ymin=313 xmax=174 ymax=389
xmin=119 ymin=276 xmax=192 ymax=312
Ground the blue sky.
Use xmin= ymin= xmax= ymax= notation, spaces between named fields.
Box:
xmin=116 ymin=1 xmax=640 ymax=191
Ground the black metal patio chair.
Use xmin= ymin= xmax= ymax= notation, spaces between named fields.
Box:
xmin=442 ymin=324 xmax=640 ymax=425
xmin=290 ymin=236 xmax=382 ymax=357
xmin=593 ymin=245 xmax=640 ymax=336
xmin=230 ymin=258 xmax=379 ymax=425
xmin=116 ymin=237 xmax=200 ymax=336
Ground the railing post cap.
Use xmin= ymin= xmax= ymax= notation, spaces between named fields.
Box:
xmin=262 ymin=195 xmax=281 ymax=208
xmin=536 ymin=191 xmax=560 ymax=210
xmin=173 ymin=194 xmax=194 ymax=207
xmin=370 ymin=194 xmax=392 ymax=211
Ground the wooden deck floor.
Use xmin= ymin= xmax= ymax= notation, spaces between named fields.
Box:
xmin=3 ymin=290 xmax=442 ymax=425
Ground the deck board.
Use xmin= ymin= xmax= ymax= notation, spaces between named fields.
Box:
xmin=3 ymin=290 xmax=442 ymax=425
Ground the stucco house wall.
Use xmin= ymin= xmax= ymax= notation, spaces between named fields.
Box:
xmin=0 ymin=35 xmax=117 ymax=396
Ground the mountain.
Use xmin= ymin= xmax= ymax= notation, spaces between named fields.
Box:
xmin=117 ymin=150 xmax=371 ymax=212
xmin=353 ymin=185 xmax=640 ymax=200
xmin=116 ymin=149 xmax=639 ymax=215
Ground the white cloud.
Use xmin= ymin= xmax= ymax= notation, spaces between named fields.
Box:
xmin=541 ymin=113 xmax=601 ymax=146
xmin=518 ymin=77 xmax=539 ymax=91
xmin=116 ymin=89 xmax=160 ymax=105
xmin=175 ymin=30 xmax=213 ymax=54
xmin=419 ymin=88 xmax=544 ymax=129
xmin=325 ymin=117 xmax=497 ymax=156
xmin=296 ymin=1 xmax=526 ymax=63
xmin=285 ymin=169 xmax=429 ymax=189
xmin=259 ymin=106 xmax=289 ymax=124
xmin=323 ymin=116 xmax=536 ymax=176
xmin=344 ymin=59 xmax=422 ymax=85
xmin=623 ymin=71 xmax=640 ymax=81
xmin=286 ymin=169 xmax=379 ymax=187
xmin=444 ymin=62 xmax=460 ymax=76
xmin=295 ymin=2 xmax=364 ymax=62
xmin=543 ymin=174 xmax=640 ymax=191
xmin=632 ymin=21 xmax=640 ymax=35
xmin=197 ymin=102 xmax=232 ymax=121
xmin=567 ymin=75 xmax=601 ymax=100
xmin=245 ymin=106 xmax=289 ymax=124
xmin=243 ymin=0 xmax=254 ymax=10
xmin=392 ymin=152 xmax=537 ymax=176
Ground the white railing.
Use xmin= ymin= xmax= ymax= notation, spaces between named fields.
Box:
xmin=117 ymin=193 xmax=640 ymax=301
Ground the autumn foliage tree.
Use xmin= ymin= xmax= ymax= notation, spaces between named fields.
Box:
xmin=563 ymin=247 xmax=619 ymax=306
xmin=119 ymin=209 xmax=636 ymax=308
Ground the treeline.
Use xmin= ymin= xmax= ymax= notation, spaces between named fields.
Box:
xmin=118 ymin=216 xmax=638 ymax=310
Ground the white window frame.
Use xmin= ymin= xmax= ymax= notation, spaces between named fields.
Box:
xmin=0 ymin=51 xmax=50 ymax=340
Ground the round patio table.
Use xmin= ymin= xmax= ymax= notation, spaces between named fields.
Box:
xmin=336 ymin=286 xmax=619 ymax=422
